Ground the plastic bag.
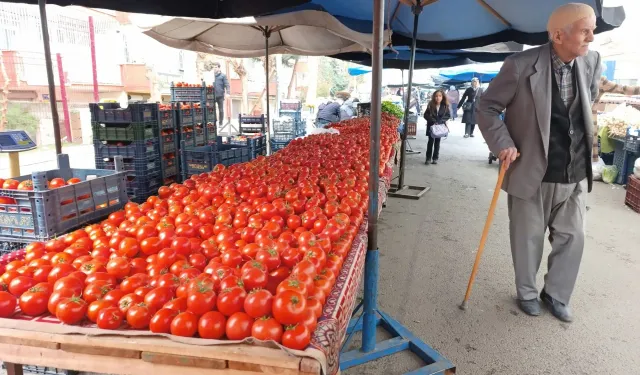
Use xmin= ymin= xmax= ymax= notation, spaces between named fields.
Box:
xmin=592 ymin=157 xmax=605 ymax=181
xmin=634 ymin=158 xmax=640 ymax=179
xmin=602 ymin=165 xmax=618 ymax=184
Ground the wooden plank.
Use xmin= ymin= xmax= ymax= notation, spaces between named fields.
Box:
xmin=4 ymin=362 xmax=23 ymax=375
xmin=299 ymin=358 xmax=322 ymax=374
xmin=228 ymin=360 xmax=306 ymax=375
xmin=0 ymin=343 xmax=278 ymax=375
xmin=141 ymin=352 xmax=226 ymax=370
xmin=60 ymin=343 xmax=141 ymax=359
xmin=0 ymin=322 xmax=302 ymax=370
xmin=0 ymin=335 xmax=60 ymax=350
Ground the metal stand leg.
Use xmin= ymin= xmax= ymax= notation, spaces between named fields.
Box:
xmin=405 ymin=139 xmax=421 ymax=155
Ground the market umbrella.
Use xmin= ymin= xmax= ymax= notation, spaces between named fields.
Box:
xmin=436 ymin=62 xmax=502 ymax=82
xmin=131 ymin=6 xmax=386 ymax=154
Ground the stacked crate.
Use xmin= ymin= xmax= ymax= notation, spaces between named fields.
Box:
xmin=239 ymin=114 xmax=266 ymax=134
xmin=158 ymin=104 xmax=179 ymax=185
xmin=226 ymin=134 xmax=267 ymax=160
xmin=272 ymin=101 xmax=305 ymax=153
xmin=91 ymin=103 xmax=162 ymax=203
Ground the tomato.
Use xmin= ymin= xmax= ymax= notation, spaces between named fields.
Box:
xmin=282 ymin=324 xmax=311 ymax=350
xmin=48 ymin=289 xmax=74 ymax=315
xmin=198 ymin=311 xmax=227 ymax=339
xmin=150 ymin=308 xmax=178 ymax=333
xmin=87 ymin=299 xmax=116 ymax=323
xmin=105 ymin=257 xmax=131 ymax=279
xmin=47 ymin=264 xmax=76 ymax=284
xmin=272 ymin=290 xmax=307 ymax=325
xmin=255 ymin=249 xmax=281 ymax=272
xmin=8 ymin=276 xmax=37 ymax=297
xmin=292 ymin=259 xmax=317 ymax=279
xmin=157 ymin=273 xmax=181 ymax=291
xmin=276 ymin=278 xmax=308 ymax=297
xmin=170 ymin=311 xmax=199 ymax=337
xmin=163 ymin=297 xmax=188 ymax=312
xmin=56 ymin=297 xmax=88 ymax=324
xmin=104 ymin=289 xmax=127 ymax=303
xmin=187 ymin=286 xmax=216 ymax=316
xmin=244 ymin=289 xmax=273 ymax=319
xmin=126 ymin=303 xmax=153 ymax=329
xmin=225 ymin=312 xmax=253 ymax=340
xmin=48 ymin=178 xmax=67 ymax=189
xmin=144 ymin=286 xmax=175 ymax=311
xmin=18 ymin=286 xmax=50 ymax=316
xmin=140 ymin=237 xmax=162 ymax=256
xmin=97 ymin=306 xmax=124 ymax=330
xmin=216 ymin=287 xmax=246 ymax=317
xmin=118 ymin=293 xmax=143 ymax=314
xmin=118 ymin=237 xmax=140 ymax=258
xmin=299 ymin=308 xmax=317 ymax=333
xmin=120 ymin=273 xmax=149 ymax=293
xmin=306 ymin=296 xmax=323 ymax=318
xmin=2 ymin=179 xmax=20 ymax=189
xmin=252 ymin=316 xmax=284 ymax=343
xmin=0 ymin=291 xmax=17 ymax=318
xmin=67 ymin=177 xmax=82 ymax=185
xmin=53 ymin=276 xmax=84 ymax=296
xmin=241 ymin=268 xmax=268 ymax=291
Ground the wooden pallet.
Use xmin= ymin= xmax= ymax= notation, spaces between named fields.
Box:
xmin=0 ymin=320 xmax=321 ymax=375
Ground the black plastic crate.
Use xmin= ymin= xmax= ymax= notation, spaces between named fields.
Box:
xmin=205 ymin=86 xmax=216 ymax=102
xmin=159 ymin=107 xmax=174 ymax=129
xmin=171 ymin=82 xmax=205 ymax=102
xmin=162 ymin=157 xmax=179 ymax=178
xmin=94 ymin=139 xmax=159 ymax=159
xmin=194 ymin=107 xmax=204 ymax=124
xmin=271 ymin=139 xmax=291 ymax=152
xmin=126 ymin=174 xmax=162 ymax=201
xmin=180 ymin=143 xmax=249 ymax=179
xmin=205 ymin=124 xmax=217 ymax=142
xmin=91 ymin=121 xmax=158 ymax=142
xmin=180 ymin=130 xmax=195 ymax=147
xmin=90 ymin=103 xmax=158 ymax=124
xmin=96 ymin=156 xmax=161 ymax=176
xmin=0 ymin=363 xmax=75 ymax=375
xmin=271 ymin=132 xmax=297 ymax=143
xmin=227 ymin=135 xmax=266 ymax=149
xmin=273 ymin=119 xmax=305 ymax=135
xmin=177 ymin=107 xmax=195 ymax=126
xmin=160 ymin=132 xmax=177 ymax=154
xmin=205 ymin=106 xmax=216 ymax=124
xmin=624 ymin=134 xmax=639 ymax=153
xmin=278 ymin=109 xmax=302 ymax=122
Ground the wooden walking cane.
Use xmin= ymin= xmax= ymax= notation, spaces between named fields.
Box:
xmin=459 ymin=158 xmax=512 ymax=310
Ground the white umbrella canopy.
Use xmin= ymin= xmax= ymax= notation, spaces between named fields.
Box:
xmin=130 ymin=9 xmax=387 ymax=58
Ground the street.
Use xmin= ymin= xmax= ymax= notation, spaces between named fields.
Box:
xmin=344 ymin=117 xmax=640 ymax=374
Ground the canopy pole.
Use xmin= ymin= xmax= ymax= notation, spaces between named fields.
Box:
xmin=388 ymin=4 xmax=430 ymax=200
xmin=39 ymin=0 xmax=62 ymax=155
xmin=263 ymin=28 xmax=272 ymax=155
xmin=398 ymin=5 xmax=422 ymax=190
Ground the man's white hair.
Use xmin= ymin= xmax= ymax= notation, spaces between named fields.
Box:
xmin=547 ymin=3 xmax=595 ymax=41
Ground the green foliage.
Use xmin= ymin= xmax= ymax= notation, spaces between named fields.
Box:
xmin=381 ymin=101 xmax=403 ymax=119
xmin=317 ymin=57 xmax=348 ymax=98
xmin=5 ymin=104 xmax=39 ymax=139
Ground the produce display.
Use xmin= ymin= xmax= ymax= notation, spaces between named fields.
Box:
xmin=0 ymin=177 xmax=85 ymax=205
xmin=600 ymin=103 xmax=640 ymax=138
xmin=0 ymin=114 xmax=399 ymax=350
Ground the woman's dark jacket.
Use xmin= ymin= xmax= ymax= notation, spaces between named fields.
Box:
xmin=423 ymin=104 xmax=451 ymax=135
xmin=459 ymin=87 xmax=482 ymax=124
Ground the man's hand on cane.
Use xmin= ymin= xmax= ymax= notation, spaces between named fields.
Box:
xmin=498 ymin=147 xmax=518 ymax=170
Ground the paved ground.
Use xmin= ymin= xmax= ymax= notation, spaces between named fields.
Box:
xmin=344 ymin=118 xmax=640 ymax=374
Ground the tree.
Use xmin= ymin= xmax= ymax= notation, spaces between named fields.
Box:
xmin=281 ymin=54 xmax=300 ymax=99
xmin=250 ymin=55 xmax=277 ymax=113
xmin=316 ymin=57 xmax=348 ymax=98
xmin=6 ymin=104 xmax=38 ymax=139
xmin=226 ymin=58 xmax=249 ymax=114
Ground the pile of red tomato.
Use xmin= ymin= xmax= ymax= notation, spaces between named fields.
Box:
xmin=0 ymin=177 xmax=84 ymax=205
xmin=0 ymin=115 xmax=399 ymax=350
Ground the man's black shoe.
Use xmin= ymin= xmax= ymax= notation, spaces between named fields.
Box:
xmin=541 ymin=290 xmax=573 ymax=322
xmin=517 ymin=298 xmax=541 ymax=316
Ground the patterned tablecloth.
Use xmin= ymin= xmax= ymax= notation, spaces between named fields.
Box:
xmin=0 ymin=159 xmax=396 ymax=375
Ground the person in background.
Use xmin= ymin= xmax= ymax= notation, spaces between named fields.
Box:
xmin=447 ymin=85 xmax=460 ymax=120
xmin=423 ymin=89 xmax=451 ymax=165
xmin=340 ymin=96 xmax=357 ymax=120
xmin=459 ymin=77 xmax=483 ymax=138
xmin=212 ymin=62 xmax=230 ymax=126
xmin=476 ymin=3 xmax=601 ymax=322
xmin=316 ymin=99 xmax=341 ymax=128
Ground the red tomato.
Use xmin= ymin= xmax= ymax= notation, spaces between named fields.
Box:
xmin=8 ymin=276 xmax=37 ymax=297
xmin=48 ymin=289 xmax=75 ymax=315
xmin=97 ymin=306 xmax=124 ymax=330
xmin=120 ymin=273 xmax=149 ymax=294
xmin=225 ymin=312 xmax=253 ymax=340
xmin=198 ymin=311 xmax=227 ymax=339
xmin=216 ymin=287 xmax=246 ymax=317
xmin=170 ymin=311 xmax=199 ymax=337
xmin=0 ymin=291 xmax=17 ymax=318
xmin=251 ymin=316 xmax=284 ymax=343
xmin=272 ymin=290 xmax=307 ymax=325
xmin=126 ymin=303 xmax=153 ymax=329
xmin=150 ymin=308 xmax=178 ymax=333
xmin=118 ymin=293 xmax=143 ymax=314
xmin=282 ymin=324 xmax=311 ymax=350
xmin=187 ymin=287 xmax=216 ymax=316
xmin=18 ymin=286 xmax=50 ymax=316
xmin=87 ymin=299 xmax=116 ymax=323
xmin=53 ymin=276 xmax=84 ymax=296
xmin=244 ymin=289 xmax=273 ymax=319
xmin=144 ymin=286 xmax=175 ymax=311
xmin=56 ymin=297 xmax=88 ymax=324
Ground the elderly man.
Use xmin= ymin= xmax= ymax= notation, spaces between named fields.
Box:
xmin=476 ymin=3 xmax=602 ymax=322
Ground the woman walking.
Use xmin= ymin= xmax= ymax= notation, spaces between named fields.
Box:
xmin=424 ymin=90 xmax=451 ymax=165
xmin=459 ymin=77 xmax=483 ymax=138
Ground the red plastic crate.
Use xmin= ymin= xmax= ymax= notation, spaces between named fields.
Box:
xmin=625 ymin=175 xmax=640 ymax=213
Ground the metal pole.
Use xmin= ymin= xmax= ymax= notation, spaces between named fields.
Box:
xmin=362 ymin=0 xmax=384 ymax=353
xmin=56 ymin=53 xmax=72 ymax=143
xmin=88 ymin=16 xmax=99 ymax=102
xmin=39 ymin=0 xmax=62 ymax=155
xmin=264 ymin=29 xmax=271 ymax=155
xmin=397 ymin=6 xmax=422 ymax=189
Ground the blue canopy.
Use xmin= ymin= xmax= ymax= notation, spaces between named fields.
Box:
xmin=348 ymin=66 xmax=372 ymax=76
xmin=275 ymin=0 xmax=624 ymax=49
xmin=437 ymin=63 xmax=501 ymax=82
xmin=334 ymin=45 xmax=515 ymax=70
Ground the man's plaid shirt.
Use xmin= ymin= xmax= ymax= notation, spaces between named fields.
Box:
xmin=551 ymin=49 xmax=575 ymax=108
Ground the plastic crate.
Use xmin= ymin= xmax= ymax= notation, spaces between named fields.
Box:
xmin=239 ymin=114 xmax=266 ymax=134
xmin=94 ymin=139 xmax=159 ymax=159
xmin=90 ymin=103 xmax=158 ymax=124
xmin=271 ymin=132 xmax=297 ymax=143
xmin=180 ymin=130 xmax=195 ymax=147
xmin=0 ymin=363 xmax=74 ymax=375
xmin=170 ymin=82 xmax=205 ymax=102
xmin=625 ymin=175 xmax=640 ymax=213
xmin=205 ymin=106 xmax=216 ymax=124
xmin=91 ymin=121 xmax=158 ymax=142
xmin=273 ymin=119 xmax=305 ymax=135
xmin=280 ymin=100 xmax=302 ymax=111
xmin=0 ymin=155 xmax=127 ymax=242
xmin=624 ymin=134 xmax=639 ymax=153
xmin=95 ymin=156 xmax=161 ymax=176
xmin=195 ymin=127 xmax=206 ymax=146
xmin=126 ymin=174 xmax=162 ymax=202
xmin=613 ymin=141 xmax=639 ymax=185
xmin=227 ymin=135 xmax=265 ymax=149
xmin=162 ymin=157 xmax=179 ymax=178
xmin=159 ymin=132 xmax=177 ymax=154
xmin=205 ymin=124 xmax=217 ymax=142
xmin=270 ymin=139 xmax=291 ymax=152
xmin=159 ymin=108 xmax=174 ymax=129
xmin=278 ymin=109 xmax=302 ymax=122
xmin=194 ymin=107 xmax=204 ymax=124
xmin=205 ymin=86 xmax=215 ymax=102
xmin=180 ymin=142 xmax=250 ymax=179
